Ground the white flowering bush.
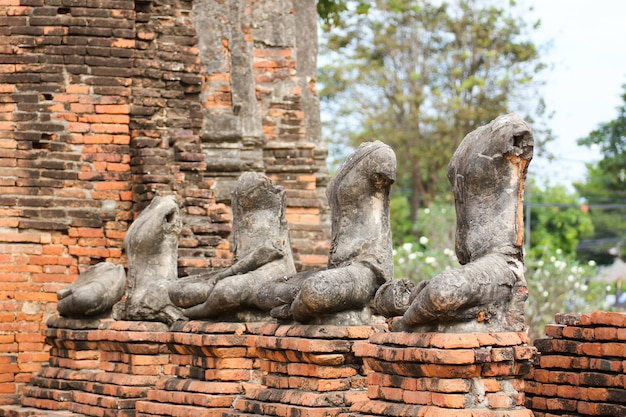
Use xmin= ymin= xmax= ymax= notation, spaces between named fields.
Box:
xmin=392 ymin=202 xmax=458 ymax=283
xmin=393 ymin=239 xmax=458 ymax=283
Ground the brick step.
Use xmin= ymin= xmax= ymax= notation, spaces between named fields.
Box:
xmin=69 ymin=390 xmax=139 ymax=410
xmin=244 ymin=387 xmax=368 ymax=408
xmin=22 ymin=386 xmax=73 ymax=403
xmin=350 ymin=401 xmax=535 ymax=417
xmin=232 ymin=398 xmax=347 ymax=417
xmin=67 ymin=401 xmax=135 ymax=417
xmin=21 ymin=396 xmax=70 ymax=412
xmin=30 ymin=376 xmax=150 ymax=399
xmin=135 ymin=400 xmax=230 ymax=417
xmin=146 ymin=389 xmax=236 ymax=408
xmin=349 ymin=399 xmax=424 ymax=416
xmin=36 ymin=367 xmax=159 ymax=387
xmin=154 ymin=377 xmax=244 ymax=395
xmin=0 ymin=405 xmax=86 ymax=417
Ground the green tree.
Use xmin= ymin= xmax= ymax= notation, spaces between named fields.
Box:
xmin=527 ymin=181 xmax=594 ymax=255
xmin=317 ymin=0 xmax=370 ymax=26
xmin=523 ymin=183 xmax=604 ymax=339
xmin=575 ymin=84 xmax=626 ymax=264
xmin=319 ymin=0 xmax=551 ymax=222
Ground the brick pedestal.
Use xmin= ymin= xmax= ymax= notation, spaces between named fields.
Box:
xmin=20 ymin=318 xmax=101 ymax=414
xmin=136 ymin=321 xmax=262 ymax=417
xmin=526 ymin=312 xmax=626 ymax=417
xmin=21 ymin=318 xmax=169 ymax=417
xmin=350 ymin=331 xmax=536 ymax=417
xmin=1 ymin=318 xmax=550 ymax=417
xmin=229 ymin=323 xmax=387 ymax=417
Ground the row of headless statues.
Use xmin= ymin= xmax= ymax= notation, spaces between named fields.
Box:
xmin=56 ymin=114 xmax=534 ymax=333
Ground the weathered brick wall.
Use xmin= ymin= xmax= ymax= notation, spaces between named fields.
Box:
xmin=0 ymin=0 xmax=136 ymax=404
xmin=0 ymin=0 xmax=328 ymax=403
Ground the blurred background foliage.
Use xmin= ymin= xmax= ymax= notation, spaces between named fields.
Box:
xmin=317 ymin=0 xmax=624 ymax=339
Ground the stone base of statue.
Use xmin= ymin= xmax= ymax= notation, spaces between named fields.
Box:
xmin=7 ymin=318 xmax=538 ymax=417
xmin=136 ymin=321 xmax=262 ymax=417
xmin=20 ymin=317 xmax=170 ymax=416
xmin=348 ymin=328 xmax=537 ymax=417
xmin=228 ymin=322 xmax=387 ymax=417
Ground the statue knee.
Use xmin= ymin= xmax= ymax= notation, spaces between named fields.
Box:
xmin=294 ymin=265 xmax=378 ymax=317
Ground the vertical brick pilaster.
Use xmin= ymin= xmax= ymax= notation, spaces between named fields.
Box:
xmin=134 ymin=321 xmax=262 ymax=416
xmin=131 ymin=0 xmax=232 ymax=277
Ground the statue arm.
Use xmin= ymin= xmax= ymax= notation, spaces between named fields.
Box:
xmin=214 ymin=240 xmax=286 ymax=279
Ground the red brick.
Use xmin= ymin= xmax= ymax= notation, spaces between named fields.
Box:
xmin=425 ymin=378 xmax=471 ymax=393
xmin=546 ymin=397 xmax=577 ymax=412
xmin=586 ymin=311 xmax=626 ymax=327
xmin=486 ymin=393 xmax=513 ymax=409
xmin=403 ymin=390 xmax=432 ymax=405
xmin=431 ymin=392 xmax=467 ymax=408
xmin=594 ymin=326 xmax=619 ymax=340
xmin=602 ymin=342 xmax=626 ymax=358
xmin=95 ymin=104 xmax=130 ymax=114
xmin=539 ymin=354 xmax=572 ymax=369
xmin=380 ymin=386 xmax=403 ymax=402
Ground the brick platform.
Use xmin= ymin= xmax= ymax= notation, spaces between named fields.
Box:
xmin=13 ymin=312 xmax=626 ymax=417
xmin=526 ymin=312 xmax=626 ymax=417
xmin=1 ymin=319 xmax=391 ymax=417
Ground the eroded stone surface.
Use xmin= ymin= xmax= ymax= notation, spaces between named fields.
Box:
xmin=113 ymin=195 xmax=185 ymax=325
xmin=56 ymin=262 xmax=125 ymax=318
xmin=258 ymin=141 xmax=396 ymax=324
xmin=378 ymin=114 xmax=533 ymax=332
xmin=169 ymin=172 xmax=296 ymax=320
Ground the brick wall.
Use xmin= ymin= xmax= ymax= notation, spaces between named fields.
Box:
xmin=0 ymin=0 xmax=328 ymax=403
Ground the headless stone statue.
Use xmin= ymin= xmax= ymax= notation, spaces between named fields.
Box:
xmin=257 ymin=141 xmax=396 ymax=325
xmin=376 ymin=113 xmax=533 ymax=332
xmin=113 ymin=195 xmax=186 ymax=325
xmin=168 ymin=172 xmax=296 ymax=320
xmin=56 ymin=262 xmax=125 ymax=318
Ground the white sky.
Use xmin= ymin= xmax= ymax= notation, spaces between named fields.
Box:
xmin=526 ymin=0 xmax=626 ymax=187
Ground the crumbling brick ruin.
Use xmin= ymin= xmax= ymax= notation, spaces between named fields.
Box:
xmin=2 ymin=1 xmax=625 ymax=417
xmin=0 ymin=0 xmax=328 ymax=402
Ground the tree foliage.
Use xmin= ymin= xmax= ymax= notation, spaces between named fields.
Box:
xmin=319 ymin=0 xmax=551 ymax=222
xmin=575 ymin=84 xmax=626 ymax=264
xmin=317 ymin=0 xmax=370 ymax=27
xmin=527 ymin=181 xmax=594 ymax=256
xmin=523 ymin=183 xmax=604 ymax=339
